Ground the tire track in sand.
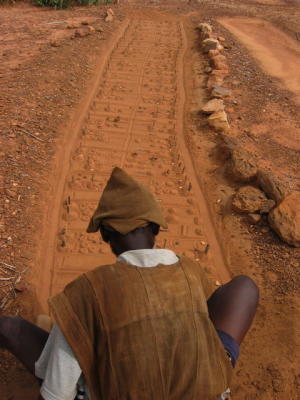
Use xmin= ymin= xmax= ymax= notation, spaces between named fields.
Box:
xmin=39 ymin=16 xmax=230 ymax=311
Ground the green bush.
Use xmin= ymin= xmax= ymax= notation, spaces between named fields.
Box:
xmin=34 ymin=0 xmax=113 ymax=9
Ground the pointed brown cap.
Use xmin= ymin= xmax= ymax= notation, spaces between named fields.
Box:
xmin=87 ymin=167 xmax=167 ymax=234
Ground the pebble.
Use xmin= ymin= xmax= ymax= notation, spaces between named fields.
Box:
xmin=248 ymin=214 xmax=261 ymax=224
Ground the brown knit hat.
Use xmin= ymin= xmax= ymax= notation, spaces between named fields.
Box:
xmin=87 ymin=167 xmax=167 ymax=234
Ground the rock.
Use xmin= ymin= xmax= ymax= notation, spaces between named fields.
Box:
xmin=202 ymin=38 xmax=221 ymax=53
xmin=228 ymin=149 xmax=258 ymax=182
xmin=5 ymin=188 xmax=17 ymax=198
xmin=232 ymin=186 xmax=273 ymax=214
xmin=207 ymin=68 xmax=229 ymax=89
xmin=207 ymin=110 xmax=230 ymax=132
xmin=261 ymin=226 xmax=270 ymax=233
xmin=50 ymin=39 xmax=60 ymax=47
xmin=105 ymin=8 xmax=114 ymax=22
xmin=260 ymin=199 xmax=276 ymax=213
xmin=207 ymin=74 xmax=225 ymax=89
xmin=87 ymin=26 xmax=95 ymax=33
xmin=205 ymin=66 xmax=212 ymax=73
xmin=218 ymin=36 xmax=226 ymax=42
xmin=105 ymin=13 xmax=114 ymax=22
xmin=197 ymin=23 xmax=212 ymax=34
xmin=217 ymin=135 xmax=238 ymax=160
xmin=197 ymin=23 xmax=212 ymax=39
xmin=211 ymin=69 xmax=229 ymax=78
xmin=248 ymin=213 xmax=261 ymax=224
xmin=67 ymin=23 xmax=79 ymax=29
xmin=257 ymin=169 xmax=290 ymax=205
xmin=210 ymin=54 xmax=228 ymax=71
xmin=211 ymin=85 xmax=231 ymax=99
xmin=201 ymin=99 xmax=224 ymax=114
xmin=208 ymin=49 xmax=219 ymax=58
xmin=74 ymin=29 xmax=89 ymax=38
xmin=268 ymin=192 xmax=300 ymax=247
xmin=81 ymin=20 xmax=89 ymax=25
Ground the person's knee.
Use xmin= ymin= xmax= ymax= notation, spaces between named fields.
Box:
xmin=0 ymin=316 xmax=22 ymax=345
xmin=233 ymin=275 xmax=259 ymax=302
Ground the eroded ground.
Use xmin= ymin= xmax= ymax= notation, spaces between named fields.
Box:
xmin=0 ymin=0 xmax=299 ymax=399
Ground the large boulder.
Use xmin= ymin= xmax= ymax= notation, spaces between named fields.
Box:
xmin=228 ymin=149 xmax=258 ymax=182
xmin=232 ymin=186 xmax=275 ymax=214
xmin=268 ymin=191 xmax=300 ymax=247
xmin=257 ymin=169 xmax=290 ymax=205
xmin=207 ymin=110 xmax=230 ymax=132
xmin=201 ymin=99 xmax=224 ymax=114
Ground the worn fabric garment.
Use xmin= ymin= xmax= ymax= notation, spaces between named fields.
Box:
xmin=48 ymin=256 xmax=232 ymax=400
xmin=86 ymin=167 xmax=167 ymax=234
xmin=118 ymin=248 xmax=179 ymax=267
xmin=35 ymin=249 xmax=179 ymax=400
xmin=216 ymin=330 xmax=240 ymax=368
xmin=35 ymin=323 xmax=90 ymax=400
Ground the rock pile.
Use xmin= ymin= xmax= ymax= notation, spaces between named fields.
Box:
xmin=221 ymin=139 xmax=298 ymax=246
xmin=196 ymin=21 xmax=299 ymax=247
xmin=50 ymin=16 xmax=108 ymax=47
xmin=197 ymin=23 xmax=231 ymax=135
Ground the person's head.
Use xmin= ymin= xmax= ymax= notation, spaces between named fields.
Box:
xmin=100 ymin=222 xmax=160 ymax=256
xmin=86 ymin=167 xmax=167 ymax=255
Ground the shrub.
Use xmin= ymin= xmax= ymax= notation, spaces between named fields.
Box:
xmin=34 ymin=0 xmax=113 ymax=9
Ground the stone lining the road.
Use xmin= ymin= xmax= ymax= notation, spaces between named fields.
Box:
xmin=196 ymin=22 xmax=299 ymax=248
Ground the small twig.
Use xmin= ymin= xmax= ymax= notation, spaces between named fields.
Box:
xmin=0 ymin=262 xmax=17 ymax=272
xmin=16 ymin=127 xmax=45 ymax=142
xmin=45 ymin=20 xmax=68 ymax=25
xmin=0 ymin=291 xmax=11 ymax=309
xmin=0 ymin=282 xmax=14 ymax=289
xmin=0 ymin=277 xmax=14 ymax=281
xmin=14 ymin=276 xmax=21 ymax=285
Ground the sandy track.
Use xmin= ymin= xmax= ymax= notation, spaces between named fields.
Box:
xmin=219 ymin=18 xmax=300 ymax=104
xmin=38 ymin=15 xmax=229 ymax=311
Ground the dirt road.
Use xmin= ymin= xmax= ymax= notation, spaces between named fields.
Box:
xmin=39 ymin=14 xmax=229 ymax=310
